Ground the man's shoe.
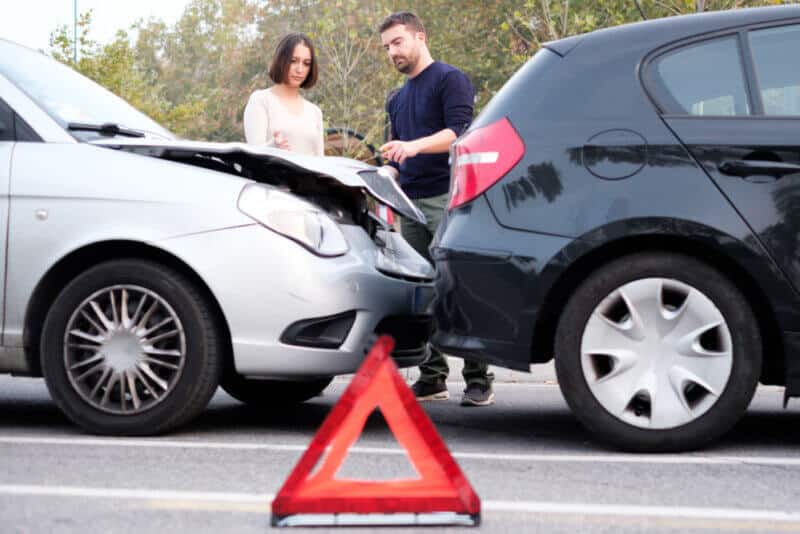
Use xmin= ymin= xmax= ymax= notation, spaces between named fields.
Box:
xmin=411 ymin=380 xmax=449 ymax=401
xmin=460 ymin=383 xmax=495 ymax=406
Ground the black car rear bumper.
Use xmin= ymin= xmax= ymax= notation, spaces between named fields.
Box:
xmin=429 ymin=245 xmax=540 ymax=371
xmin=428 ymin=196 xmax=575 ymax=371
xmin=430 ymin=330 xmax=533 ymax=371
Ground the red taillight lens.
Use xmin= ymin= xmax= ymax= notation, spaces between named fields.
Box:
xmin=448 ymin=117 xmax=525 ymax=210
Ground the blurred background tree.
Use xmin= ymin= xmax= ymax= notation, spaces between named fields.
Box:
xmin=49 ymin=0 xmax=788 ymax=155
xmin=50 ymin=10 xmax=205 ymax=137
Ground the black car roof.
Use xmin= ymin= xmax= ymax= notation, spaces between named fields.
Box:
xmin=545 ymin=5 xmax=800 ymax=55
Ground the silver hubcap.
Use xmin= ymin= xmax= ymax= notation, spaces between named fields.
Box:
xmin=580 ymin=278 xmax=732 ymax=429
xmin=64 ymin=286 xmax=187 ymax=415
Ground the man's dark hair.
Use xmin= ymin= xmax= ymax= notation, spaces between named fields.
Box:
xmin=268 ymin=33 xmax=318 ymax=89
xmin=378 ymin=11 xmax=426 ymax=35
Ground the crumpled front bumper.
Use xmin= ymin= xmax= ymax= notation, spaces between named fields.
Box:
xmin=159 ymin=223 xmax=433 ymax=378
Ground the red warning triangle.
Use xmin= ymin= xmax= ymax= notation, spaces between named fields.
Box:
xmin=271 ymin=335 xmax=480 ymax=520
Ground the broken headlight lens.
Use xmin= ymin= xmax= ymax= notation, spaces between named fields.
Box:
xmin=237 ymin=184 xmax=349 ymax=257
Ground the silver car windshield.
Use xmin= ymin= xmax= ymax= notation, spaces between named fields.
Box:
xmin=0 ymin=39 xmax=173 ymax=141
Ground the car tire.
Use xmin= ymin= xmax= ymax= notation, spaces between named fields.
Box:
xmin=40 ymin=259 xmax=223 ymax=435
xmin=220 ymin=374 xmax=333 ymax=405
xmin=554 ymin=252 xmax=761 ymax=452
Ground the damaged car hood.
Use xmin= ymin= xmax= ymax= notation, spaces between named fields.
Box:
xmin=90 ymin=138 xmax=426 ymax=225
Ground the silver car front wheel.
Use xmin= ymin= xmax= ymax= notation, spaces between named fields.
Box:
xmin=42 ymin=259 xmax=222 ymax=435
xmin=555 ymin=252 xmax=761 ymax=452
xmin=64 ymin=285 xmax=187 ymax=415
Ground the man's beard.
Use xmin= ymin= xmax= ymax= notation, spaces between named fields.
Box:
xmin=393 ymin=53 xmax=416 ymax=74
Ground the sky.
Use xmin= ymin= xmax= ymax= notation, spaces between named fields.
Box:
xmin=2 ymin=0 xmax=192 ymax=52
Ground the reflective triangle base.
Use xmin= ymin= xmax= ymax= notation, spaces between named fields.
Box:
xmin=272 ymin=512 xmax=480 ymax=527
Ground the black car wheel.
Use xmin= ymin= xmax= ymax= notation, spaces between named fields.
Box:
xmin=555 ymin=252 xmax=761 ymax=452
xmin=220 ymin=374 xmax=332 ymax=405
xmin=41 ymin=260 xmax=223 ymax=435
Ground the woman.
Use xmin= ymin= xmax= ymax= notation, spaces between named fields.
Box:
xmin=244 ymin=33 xmax=324 ymax=157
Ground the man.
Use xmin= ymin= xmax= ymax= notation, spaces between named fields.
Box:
xmin=378 ymin=11 xmax=494 ymax=407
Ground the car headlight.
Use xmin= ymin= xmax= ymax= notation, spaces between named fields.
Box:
xmin=237 ymin=184 xmax=349 ymax=257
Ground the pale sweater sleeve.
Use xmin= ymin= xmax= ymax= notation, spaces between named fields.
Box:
xmin=315 ymin=105 xmax=325 ymax=157
xmin=243 ymin=92 xmax=270 ymax=145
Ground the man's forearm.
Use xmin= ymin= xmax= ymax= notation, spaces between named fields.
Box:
xmin=411 ymin=128 xmax=457 ymax=155
xmin=379 ymin=128 xmax=458 ymax=165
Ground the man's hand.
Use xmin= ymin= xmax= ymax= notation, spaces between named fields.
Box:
xmin=380 ymin=140 xmax=420 ymax=165
xmin=379 ymin=129 xmax=457 ymax=164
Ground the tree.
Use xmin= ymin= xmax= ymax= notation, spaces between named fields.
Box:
xmin=48 ymin=0 xmax=791 ymax=146
xmin=130 ymin=0 xmax=262 ymax=140
xmin=501 ymin=0 xmax=785 ymax=69
xmin=48 ymin=10 xmax=204 ymax=137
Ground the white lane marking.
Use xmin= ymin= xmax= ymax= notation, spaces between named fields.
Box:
xmin=1 ymin=484 xmax=800 ymax=524
xmin=0 ymin=436 xmax=308 ymax=452
xmin=482 ymin=500 xmax=800 ymax=522
xmin=0 ymin=484 xmax=271 ymax=503
xmin=1 ymin=435 xmax=800 ymax=467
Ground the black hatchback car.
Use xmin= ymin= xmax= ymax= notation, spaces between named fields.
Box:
xmin=430 ymin=6 xmax=800 ymax=451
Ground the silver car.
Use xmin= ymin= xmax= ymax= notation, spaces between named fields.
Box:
xmin=0 ymin=39 xmax=434 ymax=435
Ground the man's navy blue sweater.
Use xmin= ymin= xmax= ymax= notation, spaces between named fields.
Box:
xmin=386 ymin=61 xmax=474 ymax=199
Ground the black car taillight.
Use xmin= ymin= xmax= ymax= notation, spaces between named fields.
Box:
xmin=448 ymin=117 xmax=525 ymax=210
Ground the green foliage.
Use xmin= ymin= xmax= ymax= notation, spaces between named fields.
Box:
xmin=502 ymin=0 xmax=783 ymax=67
xmin=48 ymin=10 xmax=204 ymax=136
xmin=48 ymin=0 xmax=789 ymax=147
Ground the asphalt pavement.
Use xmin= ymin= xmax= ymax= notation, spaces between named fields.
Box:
xmin=2 ymin=371 xmax=800 ymax=533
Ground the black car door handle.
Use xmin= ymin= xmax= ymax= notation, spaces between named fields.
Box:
xmin=718 ymin=160 xmax=800 ymax=179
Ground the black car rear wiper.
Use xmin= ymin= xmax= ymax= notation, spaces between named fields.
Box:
xmin=67 ymin=122 xmax=146 ymax=138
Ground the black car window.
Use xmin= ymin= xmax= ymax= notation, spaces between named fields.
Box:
xmin=749 ymin=24 xmax=800 ymax=116
xmin=649 ymin=37 xmax=750 ymax=117
xmin=0 ymin=98 xmax=13 ymax=141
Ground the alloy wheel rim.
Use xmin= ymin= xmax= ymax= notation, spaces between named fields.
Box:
xmin=580 ymin=278 xmax=733 ymax=429
xmin=63 ymin=285 xmax=187 ymax=415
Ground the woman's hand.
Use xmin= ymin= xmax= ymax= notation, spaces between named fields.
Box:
xmin=273 ymin=131 xmax=290 ymax=150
